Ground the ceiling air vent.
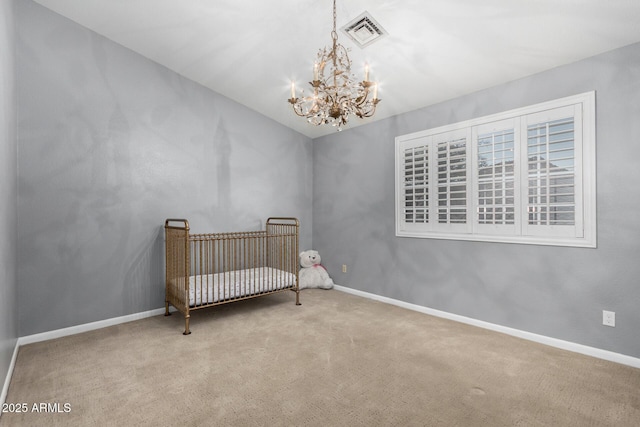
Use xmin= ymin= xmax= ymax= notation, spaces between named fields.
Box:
xmin=340 ymin=11 xmax=387 ymax=48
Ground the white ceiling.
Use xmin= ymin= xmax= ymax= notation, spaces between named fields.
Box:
xmin=33 ymin=0 xmax=640 ymax=139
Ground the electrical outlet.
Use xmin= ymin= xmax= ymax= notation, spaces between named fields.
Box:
xmin=342 ymin=264 xmax=347 ymax=273
xmin=603 ymin=310 xmax=615 ymax=327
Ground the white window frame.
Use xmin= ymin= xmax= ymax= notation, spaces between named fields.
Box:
xmin=395 ymin=92 xmax=596 ymax=248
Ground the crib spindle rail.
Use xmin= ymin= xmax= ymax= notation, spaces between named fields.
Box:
xmin=164 ymin=217 xmax=300 ymax=334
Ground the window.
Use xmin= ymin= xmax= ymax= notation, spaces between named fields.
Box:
xmin=396 ymin=92 xmax=596 ymax=247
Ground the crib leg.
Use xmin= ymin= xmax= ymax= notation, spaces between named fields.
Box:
xmin=295 ymin=289 xmax=301 ymax=306
xmin=164 ymin=301 xmax=171 ymax=316
xmin=183 ymin=314 xmax=191 ymax=335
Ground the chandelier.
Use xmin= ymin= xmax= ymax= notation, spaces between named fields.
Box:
xmin=288 ymin=0 xmax=380 ymax=131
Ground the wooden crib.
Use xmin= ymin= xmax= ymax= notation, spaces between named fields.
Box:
xmin=164 ymin=217 xmax=300 ymax=334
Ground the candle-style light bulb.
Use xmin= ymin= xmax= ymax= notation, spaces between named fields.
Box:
xmin=291 ymin=81 xmax=296 ymax=99
xmin=373 ymin=83 xmax=378 ymax=100
xmin=364 ymin=64 xmax=370 ymax=82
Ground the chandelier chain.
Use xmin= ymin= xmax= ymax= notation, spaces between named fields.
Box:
xmin=332 ymin=0 xmax=337 ymax=38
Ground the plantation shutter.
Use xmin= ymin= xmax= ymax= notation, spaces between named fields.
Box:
xmin=522 ymin=105 xmax=583 ymax=238
xmin=397 ymin=136 xmax=432 ymax=233
xmin=403 ymin=143 xmax=429 ymax=225
xmin=432 ymin=129 xmax=471 ymax=233
xmin=472 ymin=119 xmax=520 ymax=235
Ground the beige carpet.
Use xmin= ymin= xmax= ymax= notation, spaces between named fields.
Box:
xmin=2 ymin=289 xmax=639 ymax=426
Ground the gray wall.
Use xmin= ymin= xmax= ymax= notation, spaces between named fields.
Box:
xmin=0 ymin=0 xmax=18 ymax=387
xmin=0 ymin=0 xmax=18 ymax=389
xmin=16 ymin=0 xmax=312 ymax=336
xmin=313 ymin=42 xmax=640 ymax=358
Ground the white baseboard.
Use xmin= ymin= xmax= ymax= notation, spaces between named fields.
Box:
xmin=333 ymin=285 xmax=640 ymax=369
xmin=1 ymin=340 xmax=20 ymax=411
xmin=18 ymin=307 xmax=169 ymax=346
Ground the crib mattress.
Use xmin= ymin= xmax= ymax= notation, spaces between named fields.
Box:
xmin=187 ymin=267 xmax=296 ymax=306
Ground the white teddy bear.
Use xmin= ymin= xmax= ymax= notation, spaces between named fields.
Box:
xmin=299 ymin=250 xmax=335 ymax=290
